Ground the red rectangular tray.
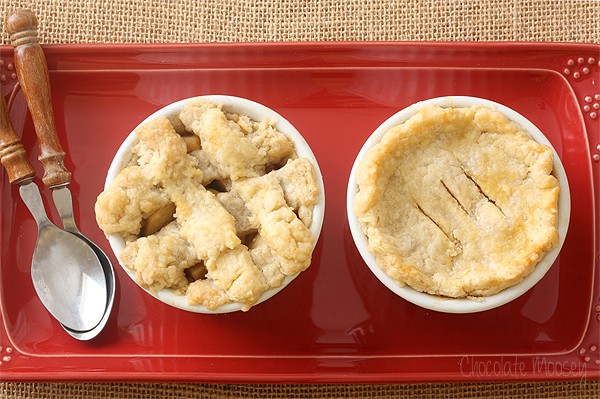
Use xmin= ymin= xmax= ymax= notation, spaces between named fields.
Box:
xmin=0 ymin=42 xmax=598 ymax=383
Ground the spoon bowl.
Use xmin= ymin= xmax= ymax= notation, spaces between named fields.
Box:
xmin=53 ymin=187 xmax=116 ymax=339
xmin=60 ymin=235 xmax=115 ymax=339
xmin=20 ymin=183 xmax=108 ymax=331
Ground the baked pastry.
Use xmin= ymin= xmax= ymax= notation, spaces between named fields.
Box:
xmin=354 ymin=104 xmax=560 ymax=298
xmin=95 ymin=99 xmax=319 ymax=311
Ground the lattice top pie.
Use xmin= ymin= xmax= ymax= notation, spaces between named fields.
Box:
xmin=96 ymin=99 xmax=319 ymax=311
xmin=354 ymin=104 xmax=560 ymax=298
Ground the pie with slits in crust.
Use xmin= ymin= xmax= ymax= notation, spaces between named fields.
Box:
xmin=95 ymin=99 xmax=319 ymax=311
xmin=354 ymin=104 xmax=560 ymax=298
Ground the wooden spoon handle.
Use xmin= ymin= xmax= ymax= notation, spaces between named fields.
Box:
xmin=6 ymin=9 xmax=71 ymax=188
xmin=0 ymin=93 xmax=36 ymax=185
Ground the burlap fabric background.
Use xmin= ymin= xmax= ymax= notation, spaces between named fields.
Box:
xmin=0 ymin=0 xmax=599 ymax=398
xmin=0 ymin=0 xmax=599 ymax=43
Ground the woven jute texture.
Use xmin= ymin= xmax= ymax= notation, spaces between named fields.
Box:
xmin=1 ymin=0 xmax=600 ymax=398
xmin=0 ymin=0 xmax=599 ymax=43
xmin=1 ymin=382 xmax=600 ymax=399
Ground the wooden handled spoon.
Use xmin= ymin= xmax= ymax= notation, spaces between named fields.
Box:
xmin=4 ymin=8 xmax=114 ymax=338
xmin=0 ymin=87 xmax=107 ymax=333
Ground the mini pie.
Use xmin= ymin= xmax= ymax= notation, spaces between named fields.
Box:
xmin=95 ymin=99 xmax=319 ymax=311
xmin=354 ymin=104 xmax=560 ymax=298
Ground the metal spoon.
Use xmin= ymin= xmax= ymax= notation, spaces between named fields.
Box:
xmin=6 ymin=8 xmax=116 ymax=339
xmin=53 ymin=188 xmax=115 ymax=340
xmin=0 ymin=90 xmax=107 ymax=333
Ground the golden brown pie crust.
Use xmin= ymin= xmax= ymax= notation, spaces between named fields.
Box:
xmin=96 ymin=99 xmax=319 ymax=310
xmin=354 ymin=104 xmax=560 ymax=298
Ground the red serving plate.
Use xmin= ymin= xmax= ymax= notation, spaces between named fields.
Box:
xmin=0 ymin=43 xmax=598 ymax=383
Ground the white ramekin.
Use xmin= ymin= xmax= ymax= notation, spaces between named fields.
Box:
xmin=346 ymin=96 xmax=570 ymax=313
xmin=104 ymin=95 xmax=325 ymax=313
